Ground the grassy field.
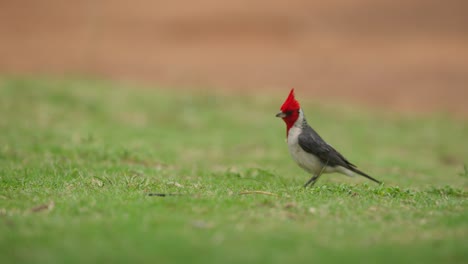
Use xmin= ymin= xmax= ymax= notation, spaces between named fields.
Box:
xmin=0 ymin=77 xmax=467 ymax=264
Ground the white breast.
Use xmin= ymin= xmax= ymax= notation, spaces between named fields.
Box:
xmin=287 ymin=125 xmax=324 ymax=175
xmin=286 ymin=110 xmax=346 ymax=176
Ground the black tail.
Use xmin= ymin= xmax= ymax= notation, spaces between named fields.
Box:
xmin=349 ymin=167 xmax=382 ymax=184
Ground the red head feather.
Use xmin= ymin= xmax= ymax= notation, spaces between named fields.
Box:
xmin=280 ymin=88 xmax=300 ymax=112
xmin=278 ymin=88 xmax=301 ymax=135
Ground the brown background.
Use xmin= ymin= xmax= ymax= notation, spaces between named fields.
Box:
xmin=1 ymin=0 xmax=467 ymax=115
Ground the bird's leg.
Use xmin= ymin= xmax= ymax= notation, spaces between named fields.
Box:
xmin=303 ymin=157 xmax=329 ymax=188
xmin=303 ymin=174 xmax=319 ymax=188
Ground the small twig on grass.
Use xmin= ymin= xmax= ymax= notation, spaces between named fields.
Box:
xmin=238 ymin=191 xmax=278 ymax=197
xmin=147 ymin=193 xmax=181 ymax=197
xmin=30 ymin=201 xmax=55 ymax=213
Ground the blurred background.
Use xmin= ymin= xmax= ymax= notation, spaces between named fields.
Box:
xmin=1 ymin=0 xmax=467 ymax=115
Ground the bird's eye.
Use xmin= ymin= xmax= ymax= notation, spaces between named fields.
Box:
xmin=285 ymin=111 xmax=294 ymax=115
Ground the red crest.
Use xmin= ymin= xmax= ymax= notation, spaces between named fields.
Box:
xmin=280 ymin=88 xmax=300 ymax=112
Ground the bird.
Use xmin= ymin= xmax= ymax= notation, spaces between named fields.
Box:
xmin=275 ymin=88 xmax=382 ymax=187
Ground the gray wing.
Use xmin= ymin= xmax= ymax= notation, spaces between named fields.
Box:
xmin=298 ymin=125 xmax=382 ymax=184
xmin=297 ymin=126 xmax=356 ymax=169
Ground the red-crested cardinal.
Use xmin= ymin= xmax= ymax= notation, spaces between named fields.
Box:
xmin=276 ymin=88 xmax=382 ymax=187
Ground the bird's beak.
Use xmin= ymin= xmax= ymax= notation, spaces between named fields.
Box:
xmin=275 ymin=112 xmax=287 ymax=118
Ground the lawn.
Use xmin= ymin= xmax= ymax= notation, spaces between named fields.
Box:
xmin=0 ymin=77 xmax=467 ymax=264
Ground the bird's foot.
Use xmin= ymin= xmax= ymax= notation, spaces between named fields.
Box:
xmin=303 ymin=175 xmax=319 ymax=188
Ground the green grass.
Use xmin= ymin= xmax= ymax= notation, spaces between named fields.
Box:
xmin=0 ymin=77 xmax=467 ymax=264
